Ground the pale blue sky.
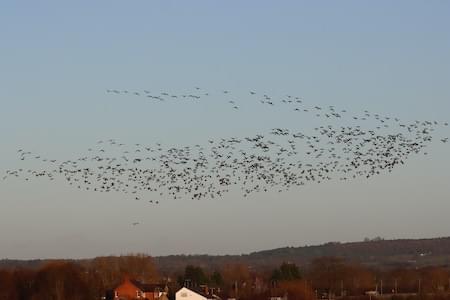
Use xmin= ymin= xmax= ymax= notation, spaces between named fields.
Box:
xmin=1 ymin=1 xmax=449 ymax=259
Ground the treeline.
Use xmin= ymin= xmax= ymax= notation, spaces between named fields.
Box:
xmin=0 ymin=254 xmax=158 ymax=300
xmin=2 ymin=255 xmax=450 ymax=300
xmin=174 ymin=257 xmax=450 ymax=300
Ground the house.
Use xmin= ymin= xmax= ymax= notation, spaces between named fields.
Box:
xmin=114 ymin=278 xmax=168 ymax=300
xmin=269 ymin=296 xmax=288 ymax=300
xmin=176 ymin=287 xmax=222 ymax=300
xmin=268 ymin=289 xmax=288 ymax=300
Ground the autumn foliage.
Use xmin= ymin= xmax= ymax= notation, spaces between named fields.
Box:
xmin=1 ymin=255 xmax=450 ymax=300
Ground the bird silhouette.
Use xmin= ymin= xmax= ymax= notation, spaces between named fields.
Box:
xmin=4 ymin=87 xmax=448 ymax=205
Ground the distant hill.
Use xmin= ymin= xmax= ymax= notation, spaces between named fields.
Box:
xmin=153 ymin=237 xmax=450 ymax=273
xmin=3 ymin=237 xmax=450 ymax=273
xmin=0 ymin=259 xmax=53 ymax=270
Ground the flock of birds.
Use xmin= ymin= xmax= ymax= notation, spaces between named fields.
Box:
xmin=4 ymin=88 xmax=449 ymax=209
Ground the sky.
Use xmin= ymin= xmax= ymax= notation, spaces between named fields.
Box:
xmin=0 ymin=1 xmax=450 ymax=259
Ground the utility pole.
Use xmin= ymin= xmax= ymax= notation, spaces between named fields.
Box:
xmin=394 ymin=279 xmax=398 ymax=294
xmin=380 ymin=279 xmax=383 ymax=296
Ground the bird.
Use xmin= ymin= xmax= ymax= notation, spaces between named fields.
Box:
xmin=7 ymin=87 xmax=446 ymax=206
